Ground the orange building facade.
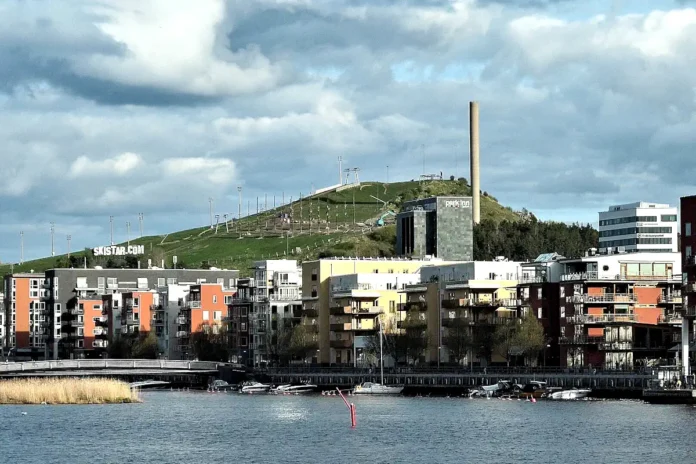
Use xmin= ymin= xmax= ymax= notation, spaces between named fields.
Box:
xmin=2 ymin=273 xmax=48 ymax=356
xmin=177 ymin=284 xmax=235 ymax=359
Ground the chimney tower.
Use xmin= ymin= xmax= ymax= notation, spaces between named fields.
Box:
xmin=469 ymin=101 xmax=481 ymax=224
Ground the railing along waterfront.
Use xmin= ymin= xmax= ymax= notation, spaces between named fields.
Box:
xmin=0 ymin=359 xmax=230 ymax=374
xmin=257 ymin=365 xmax=652 ymax=376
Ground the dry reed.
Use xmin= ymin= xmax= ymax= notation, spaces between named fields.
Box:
xmin=0 ymin=378 xmax=141 ymax=404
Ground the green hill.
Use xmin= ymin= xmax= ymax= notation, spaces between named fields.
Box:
xmin=0 ymin=179 xmax=521 ymax=276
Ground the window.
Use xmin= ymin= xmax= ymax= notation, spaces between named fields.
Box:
xmin=137 ymin=278 xmax=148 ymax=289
xmin=94 ymin=304 xmax=102 ymax=311
xmin=133 ymin=298 xmax=140 ymax=307
xmin=78 ymin=327 xmax=84 ymax=336
xmin=214 ymin=311 xmax=222 ymax=321
xmin=373 ymin=269 xmax=379 ymax=273
xmin=687 ymin=246 xmax=693 ymax=258
xmin=107 ymin=277 xmax=118 ymax=288
xmin=203 ymin=311 xmax=210 ymax=321
xmin=240 ymin=308 xmax=248 ymax=317
xmin=167 ymin=278 xmax=177 ymax=285
xmin=240 ymin=323 xmax=247 ymax=331
xmin=560 ymin=307 xmax=565 ymax=318
xmin=79 ymin=303 xmax=84 ymax=311
xmin=240 ymin=337 xmax=247 ymax=347
xmin=662 ymin=214 xmax=677 ymax=222
xmin=217 ymin=278 xmax=224 ymax=285
xmin=311 ymin=272 xmax=317 ymax=281
xmin=224 ymin=295 xmax=233 ymax=305
xmin=537 ymin=288 xmax=542 ymax=299
xmin=213 ymin=295 xmax=217 ymax=304
xmin=688 ymin=223 xmax=693 ymax=237
xmin=76 ymin=277 xmax=88 ymax=289
xmin=133 ymin=312 xmax=139 ymax=321
xmin=158 ymin=278 xmax=165 ymax=287
xmin=197 ymin=278 xmax=207 ymax=284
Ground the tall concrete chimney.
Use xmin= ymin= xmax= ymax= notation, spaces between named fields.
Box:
xmin=469 ymin=101 xmax=481 ymax=224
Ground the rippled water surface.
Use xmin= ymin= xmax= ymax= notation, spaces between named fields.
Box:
xmin=1 ymin=392 xmax=695 ymax=463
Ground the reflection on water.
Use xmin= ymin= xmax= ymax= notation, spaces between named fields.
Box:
xmin=1 ymin=392 xmax=695 ymax=464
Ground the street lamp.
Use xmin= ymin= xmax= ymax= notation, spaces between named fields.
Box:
xmin=543 ymin=343 xmax=551 ymax=368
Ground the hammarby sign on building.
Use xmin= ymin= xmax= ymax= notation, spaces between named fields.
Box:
xmin=92 ymin=245 xmax=145 ymax=256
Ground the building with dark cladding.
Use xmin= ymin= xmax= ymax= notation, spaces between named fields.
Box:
xmin=395 ymin=196 xmax=473 ymax=261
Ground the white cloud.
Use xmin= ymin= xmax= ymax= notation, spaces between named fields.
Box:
xmin=69 ymin=152 xmax=143 ymax=177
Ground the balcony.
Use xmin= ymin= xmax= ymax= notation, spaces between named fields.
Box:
xmin=400 ymin=301 xmax=428 ymax=312
xmin=95 ymin=317 xmax=108 ymax=327
xmin=189 ymin=300 xmax=202 ymax=309
xmin=330 ymin=322 xmax=352 ymax=332
xmin=496 ymin=298 xmax=522 ymax=307
xmin=659 ymin=295 xmax=683 ymax=304
xmin=303 ymin=308 xmax=319 ymax=317
xmin=569 ymin=293 xmax=637 ymax=304
xmin=442 ymin=317 xmax=472 ymax=328
xmin=685 ymin=283 xmax=696 ymax=293
xmin=566 ymin=314 xmax=637 ymax=324
xmin=559 ymin=335 xmax=604 ymax=345
xmin=93 ymin=327 xmax=106 ymax=336
xmin=441 ymin=298 xmax=467 ymax=309
xmin=685 ymin=255 xmax=696 ymax=267
xmin=176 ymin=316 xmax=188 ymax=325
xmin=153 ymin=318 xmax=165 ymax=326
xmin=330 ymin=337 xmax=353 ymax=349
xmin=176 ymin=331 xmax=189 ymax=338
xmin=331 ymin=284 xmax=381 ymax=299
xmin=397 ymin=318 xmax=428 ymax=329
xmin=93 ymin=340 xmax=108 ymax=348
xmin=685 ymin=306 xmax=696 ymax=317
xmin=658 ymin=313 xmax=683 ymax=325
xmin=519 ymin=275 xmax=545 ymax=284
xmin=598 ymin=341 xmax=635 ymax=351
xmin=69 ymin=307 xmax=84 ymax=316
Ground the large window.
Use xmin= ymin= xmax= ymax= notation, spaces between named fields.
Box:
xmin=599 ymin=227 xmax=672 ymax=238
xmin=661 ymin=214 xmax=677 ymax=222
xmin=599 ymin=216 xmax=658 ymax=226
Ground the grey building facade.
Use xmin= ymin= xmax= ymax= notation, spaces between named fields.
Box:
xmin=43 ymin=268 xmax=239 ymax=359
xmin=396 ymin=196 xmax=473 ymax=261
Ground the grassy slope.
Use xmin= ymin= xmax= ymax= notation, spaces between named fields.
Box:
xmin=0 ymin=180 xmax=520 ymax=276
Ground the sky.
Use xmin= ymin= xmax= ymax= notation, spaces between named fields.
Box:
xmin=2 ymin=0 xmax=696 ymax=263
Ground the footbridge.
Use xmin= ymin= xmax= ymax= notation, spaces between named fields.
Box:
xmin=0 ymin=360 xmax=246 ymax=387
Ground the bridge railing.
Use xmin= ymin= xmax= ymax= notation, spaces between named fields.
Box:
xmin=0 ymin=359 xmax=239 ymax=373
xmin=256 ymin=366 xmax=654 ymax=377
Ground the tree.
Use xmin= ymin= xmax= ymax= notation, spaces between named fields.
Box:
xmin=514 ymin=312 xmax=546 ymax=366
xmin=288 ymin=325 xmax=318 ymax=361
xmin=132 ymin=331 xmax=159 ymax=359
xmin=472 ymin=326 xmax=495 ymax=366
xmin=402 ymin=310 xmax=428 ymax=365
xmin=266 ymin=325 xmax=293 ymax=366
xmin=494 ymin=318 xmax=518 ymax=367
xmin=443 ymin=317 xmax=473 ymax=365
xmin=191 ymin=324 xmax=229 ymax=362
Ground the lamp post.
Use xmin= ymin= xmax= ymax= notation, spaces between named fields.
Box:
xmin=543 ymin=343 xmax=551 ymax=368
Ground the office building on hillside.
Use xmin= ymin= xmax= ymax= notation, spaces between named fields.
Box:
xmin=395 ymin=196 xmax=473 ymax=261
xmin=598 ymin=202 xmax=678 ymax=253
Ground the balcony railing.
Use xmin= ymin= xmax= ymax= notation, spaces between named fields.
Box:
xmin=176 ymin=316 xmax=187 ymax=325
xmin=660 ymin=295 xmax=683 ymax=304
xmin=329 ymin=306 xmax=383 ymax=316
xmin=189 ymin=300 xmax=202 ymax=309
xmin=685 ymin=306 xmax=696 ymax=317
xmin=685 ymin=283 xmax=696 ymax=293
xmin=566 ymin=314 xmax=637 ymax=324
xmin=562 ymin=272 xmax=676 ymax=282
xmin=399 ymin=301 xmax=428 ymax=311
xmin=441 ymin=298 xmax=468 ymax=309
xmin=658 ymin=314 xmax=683 ymax=324
xmin=568 ymin=293 xmax=637 ymax=304
xmin=559 ymin=335 xmax=604 ymax=345
xmin=176 ymin=331 xmax=189 ymax=338
xmin=519 ymin=275 xmax=545 ymax=284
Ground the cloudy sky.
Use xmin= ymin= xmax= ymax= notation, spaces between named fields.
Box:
xmin=1 ymin=0 xmax=696 ymax=263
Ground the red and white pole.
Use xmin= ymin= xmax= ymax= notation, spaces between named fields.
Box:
xmin=337 ymin=388 xmax=357 ymax=428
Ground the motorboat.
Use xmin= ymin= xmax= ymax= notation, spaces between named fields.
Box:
xmin=353 ymin=382 xmax=404 ymax=395
xmin=470 ymin=380 xmax=513 ymax=398
xmin=271 ymin=383 xmax=317 ymax=394
xmin=209 ymin=380 xmax=236 ymax=392
xmin=515 ymin=381 xmax=548 ymax=399
xmin=352 ymin=318 xmax=404 ymax=395
xmin=547 ymin=389 xmax=591 ymax=400
xmin=240 ymin=382 xmax=271 ymax=394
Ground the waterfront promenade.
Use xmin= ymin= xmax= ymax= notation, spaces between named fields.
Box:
xmin=256 ymin=366 xmax=657 ymax=396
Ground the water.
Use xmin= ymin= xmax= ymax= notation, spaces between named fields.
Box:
xmin=1 ymin=392 xmax=694 ymax=463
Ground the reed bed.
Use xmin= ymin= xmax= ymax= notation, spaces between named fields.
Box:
xmin=0 ymin=378 xmax=141 ymax=404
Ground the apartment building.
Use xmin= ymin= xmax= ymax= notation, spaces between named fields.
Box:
xmin=302 ymin=258 xmax=432 ymax=365
xmin=177 ymin=283 xmax=235 ymax=360
xmin=329 ymin=272 xmax=421 ymax=365
xmin=417 ymin=261 xmax=523 ymax=366
xmin=558 ymin=252 xmax=682 ymax=369
xmin=2 ymin=273 xmax=49 ymax=357
xmin=598 ymin=202 xmax=678 ymax=253
xmin=516 ymin=253 xmax=566 ymax=367
xmin=152 ymin=284 xmax=191 ymax=359
xmin=0 ymin=292 xmax=5 ymax=353
xmin=680 ymin=195 xmax=696 ymax=377
xmin=239 ymin=260 xmax=303 ymax=367
xmin=2 ymin=268 xmax=239 ymax=360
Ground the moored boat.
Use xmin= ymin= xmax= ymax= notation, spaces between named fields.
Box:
xmin=240 ymin=382 xmax=271 ymax=394
xmin=515 ymin=381 xmax=548 ymax=399
xmin=547 ymin=389 xmax=591 ymax=400
xmin=353 ymin=382 xmax=403 ymax=395
xmin=271 ymin=383 xmax=317 ymax=394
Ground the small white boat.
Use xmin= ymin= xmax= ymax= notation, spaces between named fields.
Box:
xmin=271 ymin=384 xmax=317 ymax=394
xmin=548 ymin=389 xmax=591 ymax=400
xmin=240 ymin=382 xmax=271 ymax=394
xmin=353 ymin=382 xmax=403 ymax=395
xmin=209 ymin=380 xmax=236 ymax=392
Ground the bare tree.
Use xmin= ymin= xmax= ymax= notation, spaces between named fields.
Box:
xmin=494 ymin=319 xmax=518 ymax=367
xmin=443 ymin=317 xmax=473 ymax=365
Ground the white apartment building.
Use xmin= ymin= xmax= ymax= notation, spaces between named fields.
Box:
xmin=419 ymin=259 xmax=523 ymax=283
xmin=599 ymin=202 xmax=678 ymax=253
xmin=155 ymin=284 xmax=191 ymax=360
xmin=249 ymin=260 xmax=303 ymax=366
